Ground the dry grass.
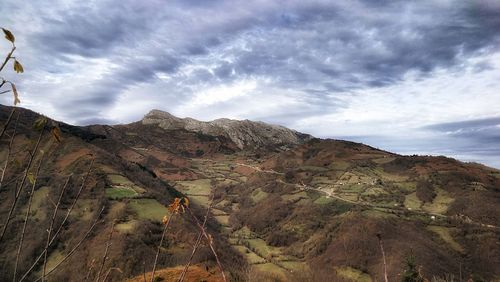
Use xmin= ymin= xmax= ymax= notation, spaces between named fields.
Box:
xmin=334 ymin=266 xmax=372 ymax=282
xmin=422 ymin=188 xmax=454 ymax=214
xmin=127 ymin=265 xmax=223 ymax=282
xmin=427 ymin=226 xmax=464 ymax=253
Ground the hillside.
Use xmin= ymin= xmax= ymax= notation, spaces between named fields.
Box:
xmin=0 ymin=105 xmax=499 ymax=281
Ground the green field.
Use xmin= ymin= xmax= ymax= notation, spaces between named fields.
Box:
xmin=106 ymin=187 xmax=138 ymax=199
xmin=282 ymin=191 xmax=308 ymax=202
xmin=422 ymin=188 xmax=454 ymax=214
xmin=404 ymin=192 xmax=422 ymax=210
xmin=314 ymin=196 xmax=335 ymax=205
xmin=176 ymin=179 xmax=212 ymax=195
xmin=427 ymin=226 xmax=464 ymax=253
xmin=115 ymin=220 xmax=138 ymax=233
xmin=188 ymin=195 xmax=210 ymax=207
xmin=252 ymin=263 xmax=286 ymax=278
xmin=73 ymin=199 xmax=97 ymax=221
xmin=234 ymin=245 xmax=266 ymax=264
xmin=245 ymin=238 xmax=281 ymax=258
xmin=334 ymin=266 xmax=372 ymax=282
xmin=29 ymin=186 xmax=50 ymax=220
xmin=251 ymin=188 xmax=268 ymax=203
xmin=214 ymin=215 xmax=230 ymax=226
xmin=279 ymin=261 xmax=308 ymax=272
xmin=129 ymin=199 xmax=167 ymax=222
xmin=108 ymin=174 xmax=133 ymax=185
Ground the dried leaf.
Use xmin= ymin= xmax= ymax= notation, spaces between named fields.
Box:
xmin=162 ymin=215 xmax=169 ymax=225
xmin=33 ymin=116 xmax=47 ymax=131
xmin=2 ymin=28 xmax=15 ymax=43
xmin=28 ymin=173 xmax=35 ymax=185
xmin=11 ymin=83 xmax=20 ymax=105
xmin=168 ymin=198 xmax=182 ymax=214
xmin=13 ymin=60 xmax=24 ymax=73
xmin=51 ymin=126 xmax=62 ymax=143
xmin=182 ymin=197 xmax=189 ymax=207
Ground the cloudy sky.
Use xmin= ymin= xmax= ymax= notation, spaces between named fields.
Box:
xmin=1 ymin=0 xmax=499 ymax=168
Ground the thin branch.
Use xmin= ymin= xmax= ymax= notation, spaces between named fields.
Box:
xmin=178 ymin=195 xmax=214 ymax=282
xmin=0 ymin=125 xmax=45 ymax=243
xmin=13 ymin=150 xmax=46 ymax=281
xmin=18 ymin=159 xmax=95 ymax=282
xmin=95 ymin=221 xmax=115 ymax=282
xmin=84 ymin=259 xmax=97 ymax=282
xmin=376 ymin=233 xmax=389 ymax=282
xmin=33 ymin=206 xmax=106 ymax=282
xmin=0 ymin=110 xmax=19 ymax=192
xmin=143 ymin=261 xmax=147 ymax=282
xmin=101 ymin=267 xmax=123 ymax=282
xmin=150 ymin=212 xmax=174 ymax=282
xmin=42 ymin=175 xmax=72 ymax=282
xmin=0 ymin=107 xmax=16 ymax=141
xmin=186 ymin=206 xmax=227 ymax=282
xmin=0 ymin=45 xmax=16 ymax=73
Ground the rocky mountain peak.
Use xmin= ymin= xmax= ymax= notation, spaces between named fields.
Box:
xmin=142 ymin=109 xmax=312 ymax=149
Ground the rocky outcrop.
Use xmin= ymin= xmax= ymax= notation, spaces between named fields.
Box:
xmin=142 ymin=109 xmax=312 ymax=149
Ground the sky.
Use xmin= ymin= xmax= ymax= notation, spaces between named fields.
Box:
xmin=1 ymin=0 xmax=499 ymax=168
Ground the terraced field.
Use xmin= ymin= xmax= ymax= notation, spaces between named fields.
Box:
xmin=163 ymin=153 xmax=498 ymax=280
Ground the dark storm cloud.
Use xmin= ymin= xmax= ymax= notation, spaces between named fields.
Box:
xmin=424 ymin=117 xmax=500 ymax=145
xmin=19 ymin=0 xmax=500 ymax=115
xmin=2 ymin=0 xmax=500 ymax=167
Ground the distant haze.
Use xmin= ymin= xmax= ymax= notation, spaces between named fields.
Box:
xmin=1 ymin=0 xmax=499 ymax=168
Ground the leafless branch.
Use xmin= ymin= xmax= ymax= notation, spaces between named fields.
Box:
xmin=0 ymin=124 xmax=45 ymax=243
xmin=101 ymin=267 xmax=123 ymax=282
xmin=13 ymin=150 xmax=46 ymax=281
xmin=178 ymin=195 xmax=214 ymax=282
xmin=95 ymin=221 xmax=115 ymax=282
xmin=186 ymin=206 xmax=227 ymax=282
xmin=150 ymin=212 xmax=174 ymax=282
xmin=33 ymin=206 xmax=106 ymax=282
xmin=0 ymin=45 xmax=16 ymax=73
xmin=18 ymin=158 xmax=95 ymax=282
xmin=0 ymin=110 xmax=19 ymax=192
xmin=42 ymin=175 xmax=72 ymax=281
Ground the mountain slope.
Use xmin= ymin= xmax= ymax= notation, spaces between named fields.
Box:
xmin=0 ymin=105 xmax=499 ymax=281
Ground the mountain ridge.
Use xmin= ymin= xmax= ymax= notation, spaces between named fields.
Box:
xmin=142 ymin=109 xmax=312 ymax=150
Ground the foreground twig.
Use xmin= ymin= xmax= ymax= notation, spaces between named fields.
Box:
xmin=0 ymin=45 xmax=16 ymax=73
xmin=42 ymin=175 xmax=72 ymax=282
xmin=95 ymin=221 xmax=115 ymax=282
xmin=18 ymin=159 xmax=95 ymax=282
xmin=150 ymin=212 xmax=175 ymax=282
xmin=376 ymin=233 xmax=389 ymax=282
xmin=84 ymin=259 xmax=97 ymax=282
xmin=0 ymin=125 xmax=45 ymax=243
xmin=101 ymin=267 xmax=123 ymax=282
xmin=178 ymin=195 xmax=214 ymax=282
xmin=0 ymin=107 xmax=15 ymax=140
xmin=0 ymin=110 xmax=19 ymax=192
xmin=13 ymin=150 xmax=46 ymax=281
xmin=33 ymin=206 xmax=105 ymax=282
xmin=186 ymin=206 xmax=227 ymax=282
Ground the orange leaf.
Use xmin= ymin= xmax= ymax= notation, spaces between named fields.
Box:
xmin=51 ymin=126 xmax=62 ymax=143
